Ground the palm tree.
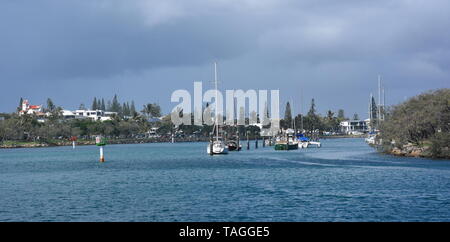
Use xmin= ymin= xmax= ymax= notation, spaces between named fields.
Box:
xmin=141 ymin=103 xmax=162 ymax=120
xmin=141 ymin=104 xmax=152 ymax=119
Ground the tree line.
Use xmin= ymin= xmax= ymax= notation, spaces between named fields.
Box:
xmin=2 ymin=95 xmax=359 ymax=143
xmin=379 ymin=88 xmax=449 ymax=158
xmin=1 ymin=95 xmax=165 ymax=142
xmin=281 ymin=98 xmax=353 ymax=134
xmin=81 ymin=95 xmax=139 ymax=118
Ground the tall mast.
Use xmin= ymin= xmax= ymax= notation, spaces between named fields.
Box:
xmin=369 ymin=93 xmax=373 ymax=131
xmin=300 ymin=86 xmax=304 ymax=132
xmin=214 ymin=62 xmax=219 ymax=142
xmin=291 ymin=100 xmax=296 ymax=131
xmin=368 ymin=93 xmax=371 ymax=121
xmin=378 ymin=75 xmax=381 ymax=124
xmin=382 ymin=86 xmax=385 ymax=120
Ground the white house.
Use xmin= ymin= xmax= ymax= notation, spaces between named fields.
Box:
xmin=340 ymin=119 xmax=370 ymax=134
xmin=62 ymin=109 xmax=117 ymax=121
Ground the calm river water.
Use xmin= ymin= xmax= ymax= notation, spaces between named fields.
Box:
xmin=1 ymin=138 xmax=449 ymax=221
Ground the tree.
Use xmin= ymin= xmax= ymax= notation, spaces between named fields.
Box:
xmin=353 ymin=113 xmax=359 ymax=120
xmin=79 ymin=103 xmax=86 ymax=110
xmin=141 ymin=104 xmax=150 ymax=118
xmin=307 ymin=98 xmax=316 ymax=117
xmin=294 ymin=114 xmax=303 ymax=131
xmin=371 ymin=96 xmax=378 ymax=128
xmin=379 ymin=88 xmax=449 ymax=158
xmin=101 ymin=98 xmax=106 ymax=111
xmin=303 ymin=99 xmax=323 ymax=134
xmin=91 ymin=97 xmax=98 ymax=110
xmin=111 ymin=94 xmax=121 ymax=113
xmin=326 ymin=110 xmax=334 ymax=120
xmin=46 ymin=98 xmax=55 ymax=112
xmin=150 ymin=103 xmax=161 ymax=118
xmin=17 ymin=97 xmax=23 ymax=112
xmin=323 ymin=110 xmax=340 ymax=132
xmin=283 ymin=102 xmax=292 ymax=129
xmin=323 ymin=110 xmax=337 ymax=132
xmin=337 ymin=109 xmax=345 ymax=120
xmin=122 ymin=102 xmax=130 ymax=117
xmin=130 ymin=101 xmax=137 ymax=116
xmin=141 ymin=103 xmax=161 ymax=120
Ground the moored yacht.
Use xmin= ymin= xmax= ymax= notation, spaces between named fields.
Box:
xmin=207 ymin=62 xmax=228 ymax=155
xmin=275 ymin=129 xmax=298 ymax=150
xmin=207 ymin=138 xmax=229 ymax=154
xmin=227 ymin=140 xmax=242 ymax=151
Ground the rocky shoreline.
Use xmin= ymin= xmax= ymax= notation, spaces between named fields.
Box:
xmin=385 ymin=144 xmax=431 ymax=158
xmin=375 ymin=143 xmax=450 ymax=159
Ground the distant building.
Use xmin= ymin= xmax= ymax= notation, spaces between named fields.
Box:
xmin=18 ymin=99 xmax=44 ymax=116
xmin=146 ymin=127 xmax=160 ymax=137
xmin=16 ymin=99 xmax=119 ymax=122
xmin=61 ymin=110 xmax=85 ymax=120
xmin=340 ymin=119 xmax=370 ymax=134
xmin=63 ymin=109 xmax=117 ymax=121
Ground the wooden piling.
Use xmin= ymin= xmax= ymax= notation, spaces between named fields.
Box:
xmin=246 ymin=132 xmax=250 ymax=150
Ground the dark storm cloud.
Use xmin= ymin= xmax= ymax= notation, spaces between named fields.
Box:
xmin=0 ymin=0 xmax=259 ymax=81
xmin=0 ymin=0 xmax=449 ymax=115
xmin=258 ymin=0 xmax=450 ymax=64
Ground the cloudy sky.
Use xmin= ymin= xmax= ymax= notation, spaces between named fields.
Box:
xmin=1 ymin=0 xmax=449 ymax=118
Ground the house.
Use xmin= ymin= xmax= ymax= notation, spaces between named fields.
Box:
xmin=68 ymin=109 xmax=118 ymax=121
xmin=340 ymin=119 xmax=370 ymax=134
xmin=61 ymin=110 xmax=86 ymax=120
xmin=18 ymin=99 xmax=45 ymax=116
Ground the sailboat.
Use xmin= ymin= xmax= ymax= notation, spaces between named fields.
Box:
xmin=207 ymin=62 xmax=229 ymax=155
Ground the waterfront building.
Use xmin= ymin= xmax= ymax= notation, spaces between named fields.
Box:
xmin=340 ymin=119 xmax=370 ymax=134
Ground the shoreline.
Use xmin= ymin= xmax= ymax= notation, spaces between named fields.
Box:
xmin=3 ymin=136 xmax=449 ymax=160
xmin=0 ymin=135 xmax=365 ymax=149
xmin=371 ymin=143 xmax=450 ymax=160
xmin=0 ymin=137 xmax=210 ymax=149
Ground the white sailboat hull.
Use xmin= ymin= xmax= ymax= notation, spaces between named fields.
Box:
xmin=309 ymin=141 xmax=321 ymax=147
xmin=365 ymin=136 xmax=376 ymax=144
xmin=207 ymin=141 xmax=229 ymax=154
xmin=298 ymin=141 xmax=321 ymax=148
xmin=298 ymin=142 xmax=309 ymax=148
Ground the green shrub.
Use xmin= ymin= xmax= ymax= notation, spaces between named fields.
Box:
xmin=430 ymin=132 xmax=450 ymax=158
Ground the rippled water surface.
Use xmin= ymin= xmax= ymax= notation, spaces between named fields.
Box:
xmin=1 ymin=138 xmax=450 ymax=221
